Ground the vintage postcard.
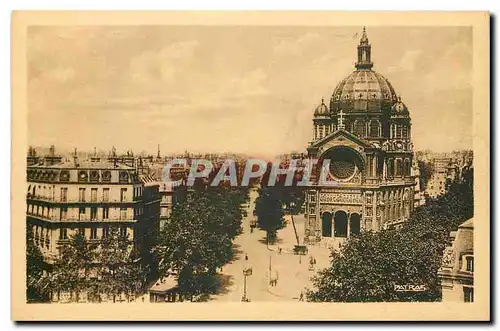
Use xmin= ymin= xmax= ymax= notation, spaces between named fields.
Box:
xmin=11 ymin=11 xmax=490 ymax=321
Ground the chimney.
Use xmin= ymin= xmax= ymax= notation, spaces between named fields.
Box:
xmin=73 ymin=148 xmax=79 ymax=167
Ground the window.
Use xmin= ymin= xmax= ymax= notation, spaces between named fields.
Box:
xmin=90 ymin=228 xmax=97 ymax=240
xmin=120 ymin=207 xmax=127 ymax=220
xmin=79 ymin=188 xmax=86 ymax=202
xmin=91 ymin=188 xmax=97 ymax=202
xmin=367 ymin=156 xmax=373 ymax=177
xmin=463 ymin=287 xmax=474 ymax=303
xmin=60 ymin=207 xmax=68 ymax=220
xmin=465 ymin=256 xmax=474 ymax=272
xmin=353 ymin=120 xmax=365 ymax=137
xmin=120 ymin=226 xmax=127 ymax=238
xmin=102 ymin=207 xmax=109 ymax=220
xmin=396 ymin=124 xmax=403 ymax=138
xmin=40 ymin=228 xmax=45 ymax=247
xmin=59 ymin=228 xmax=68 ymax=240
xmin=60 ymin=187 xmax=68 ymax=202
xmin=396 ymin=159 xmax=403 ymax=176
xmin=90 ymin=207 xmax=97 ymax=221
xmin=402 ymin=125 xmax=408 ymax=138
xmin=120 ymin=188 xmax=127 ymax=202
xmin=369 ymin=120 xmax=380 ymax=137
xmin=102 ymin=226 xmax=109 ymax=238
xmin=103 ymin=188 xmax=110 ymax=202
xmin=404 ymin=159 xmax=411 ymax=176
xmin=79 ymin=207 xmax=86 ymax=220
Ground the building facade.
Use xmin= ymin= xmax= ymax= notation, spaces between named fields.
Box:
xmin=304 ymin=28 xmax=416 ymax=245
xmin=26 ymin=149 xmax=161 ymax=265
xmin=438 ymin=218 xmax=474 ymax=302
xmin=425 ymin=156 xmax=455 ymax=198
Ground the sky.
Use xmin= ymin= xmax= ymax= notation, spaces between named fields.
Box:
xmin=27 ymin=26 xmax=472 ymax=158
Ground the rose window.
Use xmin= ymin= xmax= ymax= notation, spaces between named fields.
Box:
xmin=329 ymin=159 xmax=356 ymax=180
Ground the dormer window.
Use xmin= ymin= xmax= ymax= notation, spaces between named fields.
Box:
xmin=119 ymin=171 xmax=129 ymax=183
xmin=464 ymin=255 xmax=474 ymax=272
xmin=59 ymin=170 xmax=70 ymax=182
xmin=90 ymin=170 xmax=99 ymax=182
xmin=102 ymin=170 xmax=111 ymax=182
xmin=78 ymin=170 xmax=88 ymax=182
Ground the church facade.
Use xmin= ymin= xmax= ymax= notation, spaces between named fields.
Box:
xmin=304 ymin=28 xmax=416 ymax=244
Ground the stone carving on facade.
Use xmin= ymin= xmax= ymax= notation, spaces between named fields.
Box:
xmin=366 ymin=193 xmax=373 ymax=204
xmin=319 ymin=192 xmax=362 ymax=204
xmin=441 ymin=246 xmax=455 ymax=269
xmin=350 ymin=171 xmax=362 ymax=183
xmin=382 ymin=140 xmax=390 ymax=151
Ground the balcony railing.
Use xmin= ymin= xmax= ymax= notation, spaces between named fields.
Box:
xmin=27 ymin=212 xmax=137 ymax=223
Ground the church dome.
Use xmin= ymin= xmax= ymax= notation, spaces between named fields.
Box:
xmin=314 ymin=98 xmax=329 ymax=116
xmin=330 ymin=69 xmax=398 ymax=112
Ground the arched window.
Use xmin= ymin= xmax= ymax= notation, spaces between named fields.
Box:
xmin=369 ymin=120 xmax=380 ymax=137
xmin=353 ymin=120 xmax=365 ymax=137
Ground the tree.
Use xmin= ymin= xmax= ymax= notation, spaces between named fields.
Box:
xmin=97 ymin=227 xmax=148 ymax=302
xmin=48 ymin=228 xmax=148 ymax=303
xmin=26 ymin=228 xmax=49 ymax=302
xmin=49 ymin=232 xmax=98 ymax=302
xmin=153 ymin=187 xmax=245 ymax=298
xmin=255 ymin=187 xmax=285 ymax=244
xmin=307 ymin=179 xmax=473 ymax=302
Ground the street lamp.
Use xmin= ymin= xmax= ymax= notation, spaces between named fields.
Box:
xmin=242 ymin=267 xmax=253 ymax=302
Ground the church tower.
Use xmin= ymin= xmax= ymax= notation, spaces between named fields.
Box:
xmin=304 ymin=27 xmax=415 ymax=245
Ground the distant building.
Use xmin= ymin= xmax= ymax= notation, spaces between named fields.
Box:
xmin=425 ymin=157 xmax=455 ymax=198
xmin=156 ymin=180 xmax=187 ymax=229
xmin=26 ymin=149 xmax=161 ymax=265
xmin=438 ymin=218 xmax=474 ymax=302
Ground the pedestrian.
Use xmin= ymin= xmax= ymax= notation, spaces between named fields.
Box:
xmin=299 ymin=292 xmax=304 ymax=301
xmin=278 ymin=247 xmax=282 ymax=254
xmin=245 ymin=254 xmax=248 ymax=261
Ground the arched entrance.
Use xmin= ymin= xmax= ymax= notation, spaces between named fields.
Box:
xmin=334 ymin=211 xmax=348 ymax=237
xmin=350 ymin=213 xmax=361 ymax=236
xmin=321 ymin=212 xmax=332 ymax=237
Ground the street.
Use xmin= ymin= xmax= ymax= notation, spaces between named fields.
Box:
xmin=211 ymin=187 xmax=331 ymax=302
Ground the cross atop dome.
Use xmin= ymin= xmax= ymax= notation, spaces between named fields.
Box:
xmin=355 ymin=26 xmax=373 ymax=70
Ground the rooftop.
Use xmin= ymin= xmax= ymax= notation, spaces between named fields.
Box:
xmin=28 ymin=160 xmax=135 ymax=170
